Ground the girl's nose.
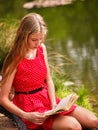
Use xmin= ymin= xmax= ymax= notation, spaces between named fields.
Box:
xmin=36 ymin=39 xmax=42 ymax=44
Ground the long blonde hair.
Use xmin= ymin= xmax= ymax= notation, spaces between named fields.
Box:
xmin=1 ymin=13 xmax=47 ymax=85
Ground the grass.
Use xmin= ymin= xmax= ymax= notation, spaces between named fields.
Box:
xmin=52 ymin=71 xmax=93 ymax=111
xmin=0 ymin=19 xmax=18 ymax=71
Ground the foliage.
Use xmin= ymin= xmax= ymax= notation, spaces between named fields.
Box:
xmin=76 ymin=85 xmax=93 ymax=111
xmin=52 ymin=71 xmax=93 ymax=111
xmin=0 ymin=19 xmax=18 ymax=71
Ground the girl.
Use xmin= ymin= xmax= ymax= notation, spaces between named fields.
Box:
xmin=0 ymin=13 xmax=98 ymax=130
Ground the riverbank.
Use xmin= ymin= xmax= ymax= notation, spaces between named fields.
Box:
xmin=0 ymin=115 xmax=17 ymax=130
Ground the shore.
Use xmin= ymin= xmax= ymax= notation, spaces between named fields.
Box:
xmin=0 ymin=115 xmax=17 ymax=130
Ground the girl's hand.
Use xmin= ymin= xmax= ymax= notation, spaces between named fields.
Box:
xmin=52 ymin=103 xmax=57 ymax=109
xmin=24 ymin=112 xmax=47 ymax=125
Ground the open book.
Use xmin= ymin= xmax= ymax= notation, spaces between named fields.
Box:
xmin=44 ymin=93 xmax=78 ymax=116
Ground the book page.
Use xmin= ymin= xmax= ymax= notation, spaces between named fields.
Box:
xmin=44 ymin=93 xmax=78 ymax=116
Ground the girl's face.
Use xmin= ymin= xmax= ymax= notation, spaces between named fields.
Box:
xmin=27 ymin=33 xmax=43 ymax=50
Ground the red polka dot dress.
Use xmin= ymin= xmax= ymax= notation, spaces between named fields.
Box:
xmin=12 ymin=45 xmax=76 ymax=130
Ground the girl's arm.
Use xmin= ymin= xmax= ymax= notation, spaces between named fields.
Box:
xmin=0 ymin=69 xmax=46 ymax=124
xmin=0 ymin=69 xmax=27 ymax=118
xmin=42 ymin=44 xmax=57 ymax=109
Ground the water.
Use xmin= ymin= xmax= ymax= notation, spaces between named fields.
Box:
xmin=0 ymin=0 xmax=98 ymax=113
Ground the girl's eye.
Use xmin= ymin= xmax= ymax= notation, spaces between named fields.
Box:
xmin=32 ymin=38 xmax=42 ymax=42
xmin=32 ymin=39 xmax=37 ymax=41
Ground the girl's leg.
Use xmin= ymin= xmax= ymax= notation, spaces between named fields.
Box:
xmin=69 ymin=105 xmax=98 ymax=128
xmin=52 ymin=115 xmax=82 ymax=130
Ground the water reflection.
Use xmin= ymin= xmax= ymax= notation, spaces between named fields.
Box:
xmin=65 ymin=38 xmax=98 ymax=89
xmin=47 ymin=35 xmax=98 ymax=113
xmin=47 ymin=37 xmax=98 ymax=89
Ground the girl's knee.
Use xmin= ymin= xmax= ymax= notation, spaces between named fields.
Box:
xmin=69 ymin=121 xmax=82 ymax=130
xmin=52 ymin=116 xmax=82 ymax=130
xmin=90 ymin=117 xmax=98 ymax=128
xmin=84 ymin=116 xmax=98 ymax=128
